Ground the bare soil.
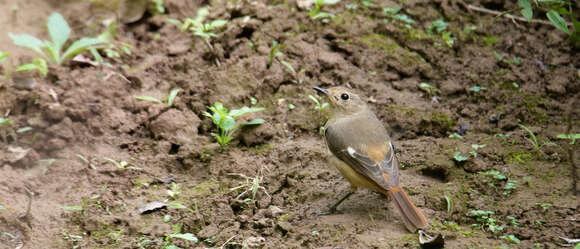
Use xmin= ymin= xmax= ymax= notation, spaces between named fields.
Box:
xmin=0 ymin=0 xmax=579 ymax=248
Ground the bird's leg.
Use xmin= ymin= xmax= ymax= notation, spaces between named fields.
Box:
xmin=317 ymin=191 xmax=355 ymax=216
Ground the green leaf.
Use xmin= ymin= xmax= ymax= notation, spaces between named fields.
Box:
xmin=244 ymin=118 xmax=265 ymax=126
xmin=166 ymin=202 xmax=187 ymax=209
xmin=322 ymin=0 xmax=341 ymax=4
xmin=166 ymin=88 xmax=182 ymax=106
xmin=280 ymin=60 xmax=296 ymax=74
xmin=9 ymin=33 xmax=46 ymax=56
xmin=547 ymin=10 xmax=570 ymax=35
xmin=518 ymin=0 xmax=533 ymax=21
xmin=61 ymin=37 xmax=105 ymax=64
xmin=135 ymin=96 xmax=163 ymax=104
xmin=0 ymin=51 xmax=10 ymax=63
xmin=47 ymin=13 xmax=71 ymax=54
xmin=62 ymin=205 xmax=83 ymax=211
xmin=209 ymin=20 xmax=228 ymax=29
xmin=312 ymin=12 xmax=335 ymax=19
xmin=453 ymin=151 xmax=468 ymax=162
xmin=170 ymin=233 xmax=198 ymax=243
xmin=221 ymin=116 xmax=236 ymax=131
xmin=229 ymin=106 xmax=265 ymax=117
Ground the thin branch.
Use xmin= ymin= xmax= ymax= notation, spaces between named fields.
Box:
xmin=467 ymin=4 xmax=572 ymax=28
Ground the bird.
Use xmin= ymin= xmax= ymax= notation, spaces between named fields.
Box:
xmin=313 ymin=86 xmax=427 ymax=232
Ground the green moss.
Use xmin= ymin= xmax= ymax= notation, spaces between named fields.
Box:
xmin=359 ymin=33 xmax=399 ymax=51
xmin=431 ymin=112 xmax=455 ymax=128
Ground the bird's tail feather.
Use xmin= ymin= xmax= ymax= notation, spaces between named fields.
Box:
xmin=386 ymin=186 xmax=427 ymax=232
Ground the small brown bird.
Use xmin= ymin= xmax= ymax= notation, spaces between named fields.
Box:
xmin=314 ymin=86 xmax=427 ymax=232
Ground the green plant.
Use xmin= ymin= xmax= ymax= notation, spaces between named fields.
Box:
xmin=506 ymin=216 xmax=520 ymax=227
xmin=453 ymin=151 xmax=468 ymax=162
xmin=469 ymin=209 xmax=504 ymax=234
xmin=135 ymin=88 xmax=182 ymax=106
xmin=383 ymin=5 xmax=415 ymax=24
xmin=519 ymin=124 xmax=556 ymax=155
xmin=104 ymin=157 xmax=141 ymax=170
xmin=469 ymin=144 xmax=486 ymax=158
xmin=493 ymin=51 xmax=522 ymax=65
xmin=163 ymin=225 xmax=198 ymax=249
xmin=517 ymin=0 xmax=579 ymax=47
xmin=9 ymin=13 xmax=105 ymax=68
xmin=556 ymin=133 xmax=580 ymax=144
xmin=500 ymin=234 xmax=521 ymax=244
xmin=308 ymin=0 xmax=341 ymax=20
xmin=166 ymin=8 xmax=228 ymax=66
xmin=15 ymin=58 xmax=48 ymax=76
xmin=419 ymin=82 xmax=440 ymax=97
xmin=535 ymin=202 xmax=552 ymax=212
xmin=90 ymin=21 xmax=132 ymax=65
xmin=427 ymin=19 xmax=456 ymax=47
xmin=468 ymin=86 xmax=487 ymax=92
xmin=479 ymin=170 xmax=506 ymax=187
xmin=308 ymin=94 xmax=329 ymax=111
xmin=449 ymin=133 xmax=463 ymax=139
xmin=503 ymin=180 xmax=518 ymax=196
xmin=167 ymin=182 xmax=180 ymax=199
xmin=0 ymin=51 xmax=9 ymax=64
xmin=203 ymin=102 xmax=265 ymax=147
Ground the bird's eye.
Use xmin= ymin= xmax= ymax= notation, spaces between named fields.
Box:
xmin=340 ymin=93 xmax=349 ymax=100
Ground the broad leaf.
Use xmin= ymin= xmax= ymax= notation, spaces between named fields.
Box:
xmin=166 ymin=202 xmax=187 ymax=209
xmin=61 ymin=38 xmax=105 ymax=64
xmin=170 ymin=233 xmax=198 ymax=242
xmin=221 ymin=116 xmax=236 ymax=131
xmin=230 ymin=106 xmax=265 ymax=117
xmin=547 ymin=10 xmax=570 ymax=35
xmin=9 ymin=33 xmax=45 ymax=56
xmin=209 ymin=20 xmax=228 ymax=29
xmin=244 ymin=118 xmax=265 ymax=126
xmin=47 ymin=13 xmax=71 ymax=54
xmin=518 ymin=0 xmax=533 ymax=21
xmin=0 ymin=51 xmax=10 ymax=63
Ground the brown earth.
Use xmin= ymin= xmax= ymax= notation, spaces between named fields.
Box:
xmin=0 ymin=0 xmax=579 ymax=248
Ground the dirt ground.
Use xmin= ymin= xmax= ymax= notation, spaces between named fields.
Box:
xmin=0 ymin=0 xmax=579 ymax=248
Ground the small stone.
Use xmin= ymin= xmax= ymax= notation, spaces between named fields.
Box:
xmin=138 ymin=201 xmax=167 ymax=214
xmin=268 ymin=206 xmax=283 ymax=217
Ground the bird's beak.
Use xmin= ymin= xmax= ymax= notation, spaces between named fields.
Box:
xmin=313 ymin=86 xmax=329 ymax=96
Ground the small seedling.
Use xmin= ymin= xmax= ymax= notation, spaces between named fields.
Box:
xmin=503 ymin=180 xmax=518 ymax=196
xmin=506 ymin=216 xmax=520 ymax=227
xmin=449 ymin=133 xmax=463 ymax=139
xmin=469 ymin=209 xmax=504 ymax=234
xmin=90 ymin=20 xmax=132 ymax=66
xmin=308 ymin=0 xmax=341 ymax=20
xmin=519 ymin=124 xmax=556 ymax=155
xmin=427 ymin=19 xmax=456 ymax=47
xmin=493 ymin=51 xmax=522 ymax=65
xmin=267 ymin=41 xmax=283 ymax=68
xmin=500 ymin=234 xmax=521 ymax=244
xmin=383 ymin=5 xmax=415 ymax=24
xmin=556 ymin=133 xmax=580 ymax=144
xmin=308 ymin=94 xmax=329 ymax=111
xmin=535 ymin=202 xmax=552 ymax=212
xmin=444 ymin=195 xmax=453 ymax=213
xmin=163 ymin=225 xmax=199 ymax=249
xmin=517 ymin=0 xmax=578 ymax=46
xmin=135 ymin=88 xmax=182 ymax=106
xmin=104 ymin=157 xmax=141 ymax=170
xmin=469 ymin=144 xmax=486 ymax=158
xmin=453 ymin=151 xmax=468 ymax=162
xmin=468 ymin=86 xmax=487 ymax=92
xmin=419 ymin=82 xmax=440 ymax=97
xmin=311 ymin=231 xmax=320 ymax=236
xmin=479 ymin=170 xmax=506 ymax=187
xmin=9 ymin=13 xmax=105 ymax=68
xmin=167 ymin=182 xmax=181 ymax=199
xmin=167 ymin=8 xmax=227 ymax=66
xmin=203 ymin=102 xmax=265 ymax=147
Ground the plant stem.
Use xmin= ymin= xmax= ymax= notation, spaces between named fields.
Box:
xmin=203 ymin=38 xmax=221 ymax=67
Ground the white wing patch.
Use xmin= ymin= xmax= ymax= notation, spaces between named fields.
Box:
xmin=347 ymin=146 xmax=356 ymax=157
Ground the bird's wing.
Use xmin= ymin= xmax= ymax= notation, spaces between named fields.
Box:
xmin=325 ymin=125 xmax=400 ymax=190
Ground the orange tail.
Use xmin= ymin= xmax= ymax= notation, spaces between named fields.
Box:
xmin=386 ymin=186 xmax=427 ymax=232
